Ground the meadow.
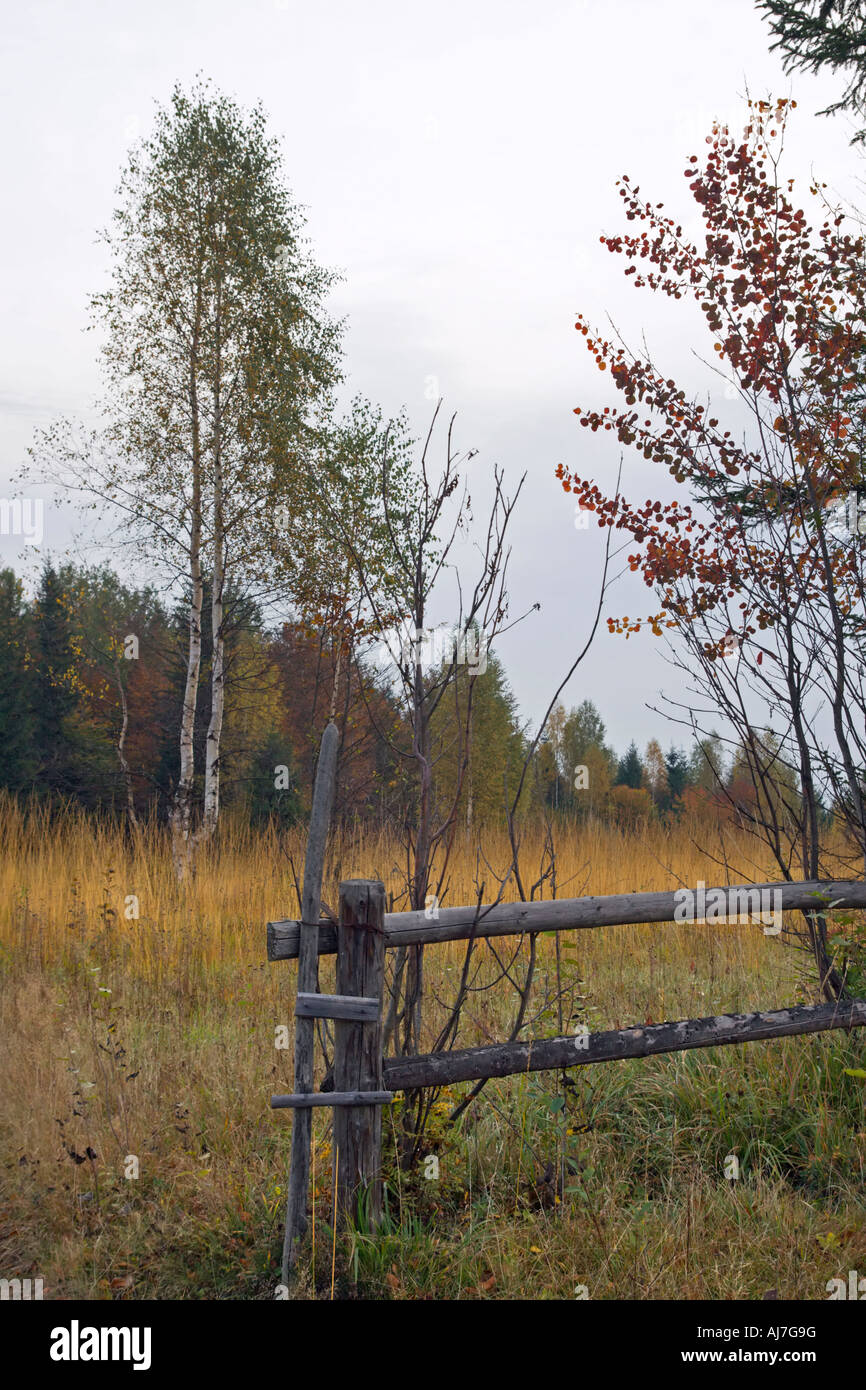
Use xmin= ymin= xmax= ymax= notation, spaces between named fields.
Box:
xmin=2 ymin=796 xmax=865 ymax=1300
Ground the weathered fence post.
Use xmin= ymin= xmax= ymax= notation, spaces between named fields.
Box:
xmin=281 ymin=720 xmax=339 ymax=1284
xmin=333 ymin=879 xmax=387 ymax=1227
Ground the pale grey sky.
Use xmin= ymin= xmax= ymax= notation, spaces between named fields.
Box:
xmin=1 ymin=0 xmax=862 ymax=754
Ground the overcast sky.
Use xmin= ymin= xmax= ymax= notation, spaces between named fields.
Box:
xmin=2 ymin=0 xmax=863 ymax=756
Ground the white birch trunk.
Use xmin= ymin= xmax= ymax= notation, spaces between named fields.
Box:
xmin=113 ymin=657 xmax=139 ymax=833
xmin=198 ymin=343 xmax=225 ymax=847
xmin=171 ymin=542 xmax=203 ymax=878
xmin=171 ymin=339 xmax=204 ymax=881
xmin=200 ymin=503 xmax=225 ymax=840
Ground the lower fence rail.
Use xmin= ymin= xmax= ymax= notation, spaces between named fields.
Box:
xmin=382 ymin=1000 xmax=866 ymax=1091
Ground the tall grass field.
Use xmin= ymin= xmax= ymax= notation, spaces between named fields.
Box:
xmin=2 ymin=797 xmax=865 ymax=1300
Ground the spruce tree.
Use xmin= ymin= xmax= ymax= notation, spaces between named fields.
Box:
xmin=758 ymin=1 xmax=866 ymax=138
xmin=615 ymin=741 xmax=644 ymax=789
xmin=663 ymin=745 xmax=690 ymax=812
xmin=0 ymin=568 xmax=36 ymax=791
xmin=32 ymin=564 xmax=79 ymax=798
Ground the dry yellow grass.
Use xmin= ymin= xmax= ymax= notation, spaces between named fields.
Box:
xmin=1 ymin=796 xmax=864 ymax=1300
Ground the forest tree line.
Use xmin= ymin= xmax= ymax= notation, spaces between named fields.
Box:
xmin=0 ymin=558 xmax=804 ymax=835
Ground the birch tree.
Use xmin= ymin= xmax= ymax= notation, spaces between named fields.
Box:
xmin=32 ymin=81 xmax=341 ymax=876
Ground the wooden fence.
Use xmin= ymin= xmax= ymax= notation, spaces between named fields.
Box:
xmin=269 ymin=869 xmax=866 ymax=1271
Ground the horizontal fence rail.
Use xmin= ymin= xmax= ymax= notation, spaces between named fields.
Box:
xmin=267 ymin=879 xmax=866 ymax=961
xmin=295 ymin=991 xmax=380 ymax=1022
xmin=271 ymin=1090 xmax=394 ymax=1109
xmin=382 ymin=1000 xmax=866 ymax=1091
